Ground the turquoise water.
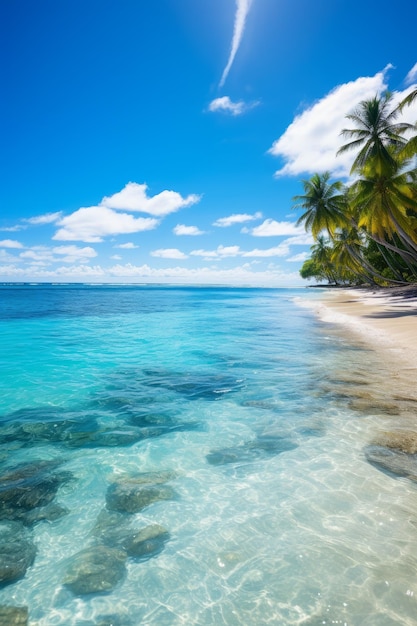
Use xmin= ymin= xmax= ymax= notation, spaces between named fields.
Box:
xmin=0 ymin=285 xmax=416 ymax=625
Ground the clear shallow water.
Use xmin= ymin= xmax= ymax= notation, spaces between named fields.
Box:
xmin=0 ymin=285 xmax=416 ymax=625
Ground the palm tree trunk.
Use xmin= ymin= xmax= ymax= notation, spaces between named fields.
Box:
xmin=346 ymin=244 xmax=407 ymax=285
xmin=374 ymin=242 xmax=408 ymax=281
xmin=386 ymin=208 xmax=417 ymax=255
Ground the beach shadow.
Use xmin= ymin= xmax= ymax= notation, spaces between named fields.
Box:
xmin=363 ymin=309 xmax=417 ymax=319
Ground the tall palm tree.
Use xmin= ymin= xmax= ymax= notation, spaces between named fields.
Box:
xmin=337 ymin=93 xmax=413 ymax=175
xmin=292 ymin=172 xmax=348 ymax=239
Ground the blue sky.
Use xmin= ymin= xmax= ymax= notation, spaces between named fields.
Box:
xmin=1 ymin=0 xmax=416 ymax=286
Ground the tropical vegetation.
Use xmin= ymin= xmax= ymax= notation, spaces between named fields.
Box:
xmin=296 ymin=90 xmax=417 ymax=286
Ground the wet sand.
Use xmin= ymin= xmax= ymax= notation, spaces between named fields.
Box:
xmin=314 ymin=285 xmax=417 ymax=374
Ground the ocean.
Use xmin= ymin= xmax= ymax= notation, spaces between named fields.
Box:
xmin=0 ymin=284 xmax=416 ymax=625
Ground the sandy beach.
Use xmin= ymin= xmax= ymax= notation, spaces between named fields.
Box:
xmin=313 ymin=285 xmax=417 ymax=373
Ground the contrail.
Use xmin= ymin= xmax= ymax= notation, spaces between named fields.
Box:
xmin=219 ymin=0 xmax=253 ymax=88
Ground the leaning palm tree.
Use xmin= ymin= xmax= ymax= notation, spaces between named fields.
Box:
xmin=337 ymin=93 xmax=413 ymax=175
xmin=310 ymin=235 xmax=338 ymax=283
xmin=292 ymin=172 xmax=348 ymax=239
xmin=349 ymin=157 xmax=417 ymax=256
xmin=331 ymin=228 xmax=405 ymax=285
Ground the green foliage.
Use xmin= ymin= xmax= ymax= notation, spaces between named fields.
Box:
xmin=295 ymin=91 xmax=417 ymax=287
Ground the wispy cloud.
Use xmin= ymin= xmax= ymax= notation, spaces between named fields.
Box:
xmin=190 ymin=245 xmax=241 ymax=259
xmin=25 ymin=211 xmax=63 ymax=225
xmin=173 ymin=224 xmax=205 ymax=236
xmin=114 ymin=242 xmax=138 ymax=249
xmin=18 ymin=245 xmax=97 ymax=265
xmin=286 ymin=252 xmax=310 ymax=263
xmin=405 ymin=62 xmax=417 ymax=86
xmin=208 ymin=96 xmax=259 ymax=116
xmin=220 ymin=0 xmax=253 ymax=87
xmin=213 ymin=212 xmax=262 ymax=227
xmin=151 ymin=248 xmax=188 ymax=259
xmin=0 ymin=224 xmax=26 ymax=232
xmin=248 ymin=219 xmax=305 ymax=237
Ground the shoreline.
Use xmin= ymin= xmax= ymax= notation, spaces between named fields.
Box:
xmin=310 ymin=285 xmax=417 ymax=374
xmin=306 ymin=285 xmax=417 ymax=460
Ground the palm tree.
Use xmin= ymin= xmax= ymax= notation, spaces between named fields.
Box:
xmin=396 ymin=88 xmax=417 ymax=159
xmin=292 ymin=172 xmax=348 ymax=239
xmin=337 ymin=93 xmax=413 ymax=175
xmin=331 ymin=228 xmax=404 ymax=285
xmin=310 ymin=235 xmax=338 ymax=283
xmin=349 ymin=157 xmax=417 ymax=255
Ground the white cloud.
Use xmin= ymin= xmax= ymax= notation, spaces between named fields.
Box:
xmin=208 ymin=96 xmax=259 ymax=116
xmin=115 ymin=242 xmax=138 ymax=249
xmin=269 ymin=67 xmax=394 ymax=178
xmin=284 ymin=233 xmax=315 ymax=246
xmin=25 ymin=211 xmax=62 ymax=225
xmin=151 ymin=248 xmax=188 ymax=259
xmin=0 ymin=262 xmax=304 ymax=287
xmin=173 ymin=224 xmax=205 ymax=236
xmin=18 ymin=244 xmax=97 ymax=265
xmin=191 ymin=245 xmax=241 ymax=259
xmin=287 ymin=252 xmax=310 ymax=262
xmin=52 ymin=245 xmax=96 ymax=258
xmin=20 ymin=248 xmax=54 ymax=263
xmin=249 ymin=219 xmax=305 ymax=237
xmin=53 ymin=206 xmax=159 ymax=242
xmin=0 ymin=249 xmax=20 ymax=263
xmin=242 ymin=244 xmax=290 ymax=257
xmin=0 ymin=225 xmax=26 ymax=232
xmin=213 ymin=212 xmax=262 ymax=227
xmin=52 ymin=245 xmax=97 ymax=263
xmin=220 ymin=0 xmax=253 ymax=87
xmin=0 ymin=239 xmax=24 ymax=249
xmin=405 ymin=63 xmax=417 ymax=86
xmin=111 ymin=255 xmax=122 ymax=260
xmin=101 ymin=182 xmax=200 ymax=217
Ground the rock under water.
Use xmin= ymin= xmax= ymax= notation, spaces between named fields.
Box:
xmin=106 ymin=482 xmax=177 ymax=514
xmin=0 ymin=460 xmax=72 ymax=524
xmin=0 ymin=521 xmax=36 ymax=585
xmin=63 ymin=546 xmax=127 ymax=595
xmin=206 ymin=436 xmax=298 ymax=465
xmin=364 ymin=444 xmax=417 ymax=481
xmin=0 ymin=605 xmax=28 ymax=626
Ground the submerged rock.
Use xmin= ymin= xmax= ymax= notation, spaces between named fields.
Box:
xmin=372 ymin=431 xmax=417 ymax=455
xmin=206 ymin=436 xmax=298 ymax=466
xmin=106 ymin=482 xmax=176 ymax=514
xmin=0 ymin=460 xmax=72 ymax=523
xmin=118 ymin=524 xmax=170 ymax=560
xmin=0 ymin=606 xmax=28 ymax=626
xmin=0 ymin=521 xmax=36 ymax=585
xmin=23 ymin=502 xmax=69 ymax=525
xmin=142 ymin=367 xmax=244 ymax=401
xmin=365 ymin=445 xmax=417 ymax=481
xmin=91 ymin=510 xmax=170 ymax=561
xmin=94 ymin=615 xmax=133 ymax=626
xmin=0 ymin=406 xmax=147 ymax=450
xmin=63 ymin=546 xmax=127 ymax=595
